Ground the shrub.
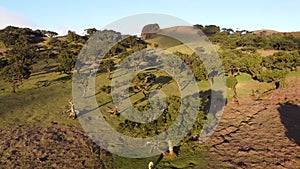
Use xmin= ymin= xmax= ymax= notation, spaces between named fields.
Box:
xmin=226 ymin=76 xmax=238 ymax=91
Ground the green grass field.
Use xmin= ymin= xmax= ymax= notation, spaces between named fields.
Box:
xmin=111 ymin=142 xmax=209 ymax=169
xmin=0 ymin=72 xmax=77 ymax=127
xmin=0 ymin=66 xmax=212 ymax=168
xmin=146 ymin=34 xmax=183 ymax=49
xmin=235 ymin=73 xmax=273 ymax=98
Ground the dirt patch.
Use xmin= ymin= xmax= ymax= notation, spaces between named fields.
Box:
xmin=253 ymin=29 xmax=279 ymax=36
xmin=206 ymin=78 xmax=300 ymax=168
xmin=0 ymin=124 xmax=111 ymax=168
xmin=257 ymin=49 xmax=279 ymax=57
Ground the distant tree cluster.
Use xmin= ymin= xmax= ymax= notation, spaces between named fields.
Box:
xmin=193 ymin=24 xmax=221 ymax=36
xmin=219 ymin=49 xmax=300 ymax=88
xmin=171 ymin=41 xmax=300 ymax=89
xmin=106 ymin=35 xmax=147 ymax=58
xmin=0 ymin=26 xmax=46 ymax=47
xmin=209 ymin=29 xmax=300 ymax=51
xmin=1 ymin=24 xmax=300 ymax=92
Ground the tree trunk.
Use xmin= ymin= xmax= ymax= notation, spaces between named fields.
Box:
xmin=112 ymin=107 xmax=118 ymax=116
xmin=82 ymin=88 xmax=87 ymax=97
xmin=168 ymin=140 xmax=175 ymax=156
xmin=142 ymin=89 xmax=147 ymax=97
xmin=69 ymin=102 xmax=77 ymax=119
xmin=11 ymin=82 xmax=16 ymax=93
xmin=275 ymin=81 xmax=280 ymax=89
xmin=106 ymin=67 xmax=111 ymax=79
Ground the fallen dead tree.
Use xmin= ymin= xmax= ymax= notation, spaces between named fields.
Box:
xmin=68 ymin=101 xmax=79 ymax=119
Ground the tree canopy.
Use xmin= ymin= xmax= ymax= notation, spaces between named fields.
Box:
xmin=0 ymin=40 xmax=38 ymax=92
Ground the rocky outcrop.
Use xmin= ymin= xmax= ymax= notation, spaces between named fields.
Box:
xmin=141 ymin=23 xmax=160 ymax=40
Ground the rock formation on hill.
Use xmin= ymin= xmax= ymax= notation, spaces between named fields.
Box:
xmin=141 ymin=23 xmax=160 ymax=40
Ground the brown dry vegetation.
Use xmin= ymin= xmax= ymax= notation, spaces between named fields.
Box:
xmin=254 ymin=29 xmax=300 ymax=38
xmin=257 ymin=49 xmax=279 ymax=57
xmin=253 ymin=29 xmax=280 ymax=36
xmin=206 ymin=75 xmax=300 ymax=168
xmin=0 ymin=124 xmax=113 ymax=168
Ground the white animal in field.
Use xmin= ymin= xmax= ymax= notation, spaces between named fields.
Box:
xmin=148 ymin=161 xmax=154 ymax=169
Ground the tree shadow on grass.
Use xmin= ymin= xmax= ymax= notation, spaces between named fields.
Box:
xmin=154 ymin=75 xmax=173 ymax=86
xmin=77 ymin=99 xmax=113 ymax=118
xmin=277 ymin=102 xmax=300 ymax=146
xmin=151 ymin=145 xmax=181 ymax=168
xmin=152 ymin=153 xmax=164 ymax=169
xmin=53 ymin=75 xmax=71 ymax=82
xmin=199 ymin=89 xmax=227 ymax=115
xmin=31 ymin=70 xmax=53 ymax=77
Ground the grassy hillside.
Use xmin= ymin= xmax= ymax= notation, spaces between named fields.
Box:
xmin=146 ymin=34 xmax=183 ymax=49
xmin=0 ymin=72 xmax=75 ymax=126
xmin=253 ymin=29 xmax=300 ymax=38
xmin=0 ymin=67 xmax=212 ymax=168
xmin=1 ymin=60 xmax=299 ymax=168
xmin=1 ymin=25 xmax=300 ymax=168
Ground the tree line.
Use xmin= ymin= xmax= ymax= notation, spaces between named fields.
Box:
xmin=193 ymin=24 xmax=300 ymax=51
xmin=1 ymin=25 xmax=300 ymax=92
xmin=0 ymin=26 xmax=147 ymax=92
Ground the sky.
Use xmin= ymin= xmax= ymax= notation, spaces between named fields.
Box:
xmin=0 ymin=0 xmax=299 ymax=35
